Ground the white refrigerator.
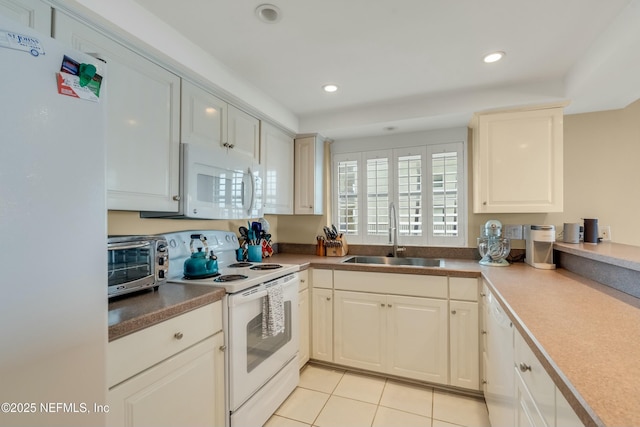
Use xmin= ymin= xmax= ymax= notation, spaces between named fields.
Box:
xmin=0 ymin=15 xmax=107 ymax=427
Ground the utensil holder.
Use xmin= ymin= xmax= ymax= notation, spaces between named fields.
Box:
xmin=248 ymin=245 xmax=262 ymax=262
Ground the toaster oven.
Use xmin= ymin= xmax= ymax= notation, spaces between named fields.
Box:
xmin=107 ymin=235 xmax=168 ymax=298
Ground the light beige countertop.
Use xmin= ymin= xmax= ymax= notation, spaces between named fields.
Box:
xmin=271 ymin=252 xmax=638 ymax=427
xmin=108 ymin=283 xmax=225 ymax=341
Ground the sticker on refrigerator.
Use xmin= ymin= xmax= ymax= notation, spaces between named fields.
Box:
xmin=0 ymin=29 xmax=45 ymax=56
xmin=57 ymin=55 xmax=103 ymax=102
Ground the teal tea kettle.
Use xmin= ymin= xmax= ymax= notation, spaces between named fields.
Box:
xmin=183 ymin=234 xmax=218 ymax=279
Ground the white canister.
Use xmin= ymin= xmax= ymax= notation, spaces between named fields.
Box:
xmin=563 ymin=223 xmax=581 ymax=243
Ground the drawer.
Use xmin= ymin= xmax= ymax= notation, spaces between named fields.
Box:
xmin=450 ymin=277 xmax=479 ymax=301
xmin=312 ymin=268 xmax=333 ymax=289
xmin=514 ymin=329 xmax=555 ymax=427
xmin=299 ymin=269 xmax=309 ymax=291
xmin=108 ymin=301 xmax=222 ymax=388
xmin=334 ymin=270 xmax=447 ymax=298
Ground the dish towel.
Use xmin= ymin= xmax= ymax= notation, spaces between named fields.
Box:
xmin=262 ymin=284 xmax=285 ymax=338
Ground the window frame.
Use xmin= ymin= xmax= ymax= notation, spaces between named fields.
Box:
xmin=332 ymin=135 xmax=467 ymax=247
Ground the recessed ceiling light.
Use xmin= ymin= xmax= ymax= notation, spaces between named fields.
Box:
xmin=255 ymin=4 xmax=281 ymax=23
xmin=483 ymin=51 xmax=505 ymax=63
xmin=322 ymin=84 xmax=339 ymax=93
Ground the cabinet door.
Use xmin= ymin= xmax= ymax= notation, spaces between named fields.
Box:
xmin=473 ymin=107 xmax=563 ymax=213
xmin=298 ymin=287 xmax=310 ymax=368
xmin=54 ymin=12 xmax=180 ymax=212
xmin=228 ymin=105 xmax=260 ymax=163
xmin=387 ymin=295 xmax=448 ymax=384
xmin=334 ymin=290 xmax=386 ymax=372
xmin=450 ymin=300 xmax=479 ymax=390
xmin=0 ymin=0 xmax=51 ymax=34
xmin=311 ymin=288 xmax=333 ymax=362
xmin=107 ymin=333 xmax=225 ymax=427
xmin=515 ymin=369 xmax=548 ymax=427
xmin=181 ymin=80 xmax=227 ymax=148
xmin=261 ymin=122 xmax=294 ymax=214
xmin=294 ymin=135 xmax=324 ymax=214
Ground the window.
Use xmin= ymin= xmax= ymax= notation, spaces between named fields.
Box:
xmin=333 ymin=140 xmax=466 ymax=247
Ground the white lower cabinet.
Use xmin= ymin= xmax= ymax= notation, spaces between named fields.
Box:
xmin=449 ymin=300 xmax=479 ymax=389
xmin=107 ymin=302 xmax=224 ymax=427
xmin=334 ymin=290 xmax=449 ymax=384
xmin=298 ymin=269 xmax=310 ymax=368
xmin=333 ymin=290 xmax=386 ymax=372
xmin=311 ymin=287 xmax=333 ymax=362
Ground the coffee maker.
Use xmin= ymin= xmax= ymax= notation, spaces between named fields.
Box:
xmin=524 ymin=225 xmax=556 ymax=270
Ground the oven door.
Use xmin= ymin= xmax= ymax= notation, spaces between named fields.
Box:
xmin=227 ymin=274 xmax=299 ymax=410
xmin=183 ymin=143 xmax=263 ymax=219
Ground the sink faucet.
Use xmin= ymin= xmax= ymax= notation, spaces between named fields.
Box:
xmin=388 ymin=202 xmax=406 ymax=257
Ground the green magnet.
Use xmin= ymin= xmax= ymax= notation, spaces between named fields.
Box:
xmin=78 ymin=63 xmax=97 ymax=87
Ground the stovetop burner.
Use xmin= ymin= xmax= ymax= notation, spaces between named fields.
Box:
xmin=250 ymin=264 xmax=282 ymax=271
xmin=183 ymin=272 xmax=221 ymax=280
xmin=228 ymin=262 xmax=253 ymax=268
xmin=214 ymin=274 xmax=249 ymax=282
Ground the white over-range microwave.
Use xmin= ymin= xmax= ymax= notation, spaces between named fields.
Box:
xmin=142 ymin=143 xmax=263 ymax=219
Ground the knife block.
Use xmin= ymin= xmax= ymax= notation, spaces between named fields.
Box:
xmin=325 ymin=236 xmax=348 ymax=257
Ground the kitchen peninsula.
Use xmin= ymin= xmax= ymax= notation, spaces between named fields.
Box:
xmin=266 ymin=241 xmax=640 ymax=427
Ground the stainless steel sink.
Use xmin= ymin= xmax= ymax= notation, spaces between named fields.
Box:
xmin=342 ymin=255 xmax=444 ymax=267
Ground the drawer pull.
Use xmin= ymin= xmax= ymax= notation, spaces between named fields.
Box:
xmin=451 ymin=310 xmax=457 ymax=315
xmin=174 ymin=332 xmax=184 ymax=340
xmin=519 ymin=362 xmax=532 ymax=372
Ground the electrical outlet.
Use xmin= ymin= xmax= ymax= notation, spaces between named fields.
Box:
xmin=599 ymin=225 xmax=612 ymax=241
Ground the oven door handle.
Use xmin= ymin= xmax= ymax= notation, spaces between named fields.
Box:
xmin=230 ymin=279 xmax=297 ymax=307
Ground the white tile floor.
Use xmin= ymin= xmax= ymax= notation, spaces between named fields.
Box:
xmin=264 ymin=364 xmax=491 ymax=427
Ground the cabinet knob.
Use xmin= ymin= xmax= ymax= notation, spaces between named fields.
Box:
xmin=301 ymin=279 xmax=306 ymax=283
xmin=482 ymin=379 xmax=487 ymax=385
xmin=481 ymin=330 xmax=487 ymax=335
xmin=480 ymin=292 xmax=486 ymax=297
xmin=219 ymin=345 xmax=227 ymax=352
xmin=387 ymin=304 xmax=392 ymax=308
xmin=381 ymin=303 xmax=385 ymax=307
xmin=451 ymin=310 xmax=457 ymax=315
xmin=519 ymin=363 xmax=532 ymax=372
xmin=173 ymin=195 xmax=181 ymax=201
xmin=483 ymin=201 xmax=487 ymax=205
xmin=326 ymin=297 xmax=331 ymax=301
xmin=174 ymin=332 xmax=184 ymax=340
xmin=229 ymin=144 xmax=235 ymax=149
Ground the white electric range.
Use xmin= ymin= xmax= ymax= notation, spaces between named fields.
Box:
xmin=161 ymin=230 xmax=300 ymax=427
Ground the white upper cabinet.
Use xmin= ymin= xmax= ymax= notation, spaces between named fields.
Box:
xmin=181 ymin=80 xmax=227 ymax=149
xmin=294 ymin=134 xmax=325 ymax=215
xmin=182 ymin=81 xmax=260 ymax=164
xmin=0 ymin=0 xmax=50 ymax=34
xmin=261 ymin=122 xmax=294 ymax=214
xmin=472 ymin=105 xmax=564 ymax=213
xmin=228 ymin=104 xmax=260 ymax=163
xmin=54 ymin=11 xmax=180 ymax=212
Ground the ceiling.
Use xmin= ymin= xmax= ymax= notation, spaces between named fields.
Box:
xmin=132 ymin=0 xmax=640 ymax=139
